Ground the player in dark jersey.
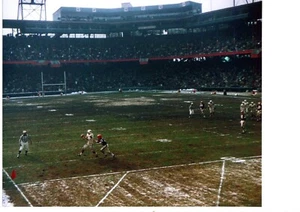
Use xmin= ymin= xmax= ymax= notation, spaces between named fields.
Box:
xmin=256 ymin=101 xmax=262 ymax=122
xmin=249 ymin=101 xmax=256 ymax=120
xmin=96 ymin=134 xmax=115 ymax=158
xmin=199 ymin=101 xmax=206 ymax=118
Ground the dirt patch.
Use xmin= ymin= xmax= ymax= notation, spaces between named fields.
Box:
xmin=110 ymin=97 xmax=156 ymax=106
xmin=19 ymin=157 xmax=261 ymax=206
xmin=20 ymin=173 xmax=124 ymax=206
xmin=91 ymin=97 xmax=156 ymax=107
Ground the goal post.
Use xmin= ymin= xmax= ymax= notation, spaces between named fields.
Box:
xmin=41 ymin=71 xmax=67 ymax=96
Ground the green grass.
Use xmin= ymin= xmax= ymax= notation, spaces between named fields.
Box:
xmin=2 ymin=91 xmax=261 ymax=202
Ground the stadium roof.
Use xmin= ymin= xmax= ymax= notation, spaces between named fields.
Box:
xmin=3 ymin=1 xmax=261 ymax=35
xmin=52 ymin=1 xmax=201 ymax=15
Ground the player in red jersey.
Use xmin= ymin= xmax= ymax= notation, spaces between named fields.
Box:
xmin=96 ymin=134 xmax=115 ymax=158
xmin=199 ymin=101 xmax=206 ymax=118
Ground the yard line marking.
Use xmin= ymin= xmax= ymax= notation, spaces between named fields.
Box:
xmin=95 ymin=171 xmax=129 ymax=207
xmin=216 ymin=159 xmax=226 ymax=206
xmin=3 ymin=168 xmax=33 ymax=207
xmin=19 ymin=159 xmax=226 ymax=186
xmin=18 ymin=156 xmax=261 ymax=187
xmin=127 ymin=159 xmax=225 ymax=174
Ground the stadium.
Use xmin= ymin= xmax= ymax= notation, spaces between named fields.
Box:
xmin=2 ymin=0 xmax=262 ymax=207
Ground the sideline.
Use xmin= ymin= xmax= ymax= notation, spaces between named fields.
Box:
xmin=2 ymin=168 xmax=33 ymax=207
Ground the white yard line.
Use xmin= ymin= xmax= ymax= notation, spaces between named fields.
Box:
xmin=19 ymin=159 xmax=224 ymax=186
xmin=18 ymin=156 xmax=261 ymax=187
xmin=95 ymin=171 xmax=129 ymax=207
xmin=216 ymin=159 xmax=226 ymax=206
xmin=2 ymin=168 xmax=33 ymax=207
xmin=127 ymin=159 xmax=225 ymax=174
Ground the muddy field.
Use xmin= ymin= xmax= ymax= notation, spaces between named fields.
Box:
xmin=17 ymin=156 xmax=261 ymax=206
xmin=3 ymin=91 xmax=262 ymax=207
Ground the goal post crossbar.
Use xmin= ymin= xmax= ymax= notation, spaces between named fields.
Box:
xmin=43 ymin=83 xmax=65 ymax=86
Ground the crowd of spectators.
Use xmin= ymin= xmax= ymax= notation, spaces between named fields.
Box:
xmin=3 ymin=24 xmax=261 ymax=62
xmin=3 ymin=23 xmax=261 ymax=95
xmin=3 ymin=57 xmax=261 ymax=94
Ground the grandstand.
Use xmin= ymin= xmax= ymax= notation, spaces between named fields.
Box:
xmin=3 ymin=1 xmax=261 ymax=97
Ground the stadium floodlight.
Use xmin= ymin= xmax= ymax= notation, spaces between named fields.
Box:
xmin=17 ymin=0 xmax=47 ymax=21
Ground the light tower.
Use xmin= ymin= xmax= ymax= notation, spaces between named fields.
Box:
xmin=233 ymin=0 xmax=259 ymax=7
xmin=17 ymin=0 xmax=47 ymax=21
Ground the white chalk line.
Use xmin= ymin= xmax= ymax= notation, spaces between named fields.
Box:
xmin=95 ymin=171 xmax=129 ymax=207
xmin=19 ymin=159 xmax=224 ymax=186
xmin=216 ymin=159 xmax=226 ymax=206
xmin=16 ymin=156 xmax=261 ymax=206
xmin=2 ymin=168 xmax=33 ymax=207
xmin=19 ymin=155 xmax=261 ymax=186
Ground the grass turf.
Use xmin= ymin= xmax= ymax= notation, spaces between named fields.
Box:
xmin=2 ymin=91 xmax=261 ymax=205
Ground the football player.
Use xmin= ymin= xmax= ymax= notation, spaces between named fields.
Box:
xmin=17 ymin=130 xmax=32 ymax=158
xmin=199 ymin=101 xmax=206 ymax=118
xmin=96 ymin=134 xmax=115 ymax=158
xmin=249 ymin=101 xmax=256 ymax=119
xmin=78 ymin=129 xmax=98 ymax=157
xmin=240 ymin=102 xmax=246 ymax=113
xmin=256 ymin=101 xmax=262 ymax=122
xmin=240 ymin=111 xmax=246 ymax=134
xmin=189 ymin=102 xmax=194 ymax=118
xmin=208 ymin=100 xmax=215 ymax=117
xmin=243 ymin=100 xmax=249 ymax=114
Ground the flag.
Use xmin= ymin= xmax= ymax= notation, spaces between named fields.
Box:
xmin=11 ymin=170 xmax=16 ymax=180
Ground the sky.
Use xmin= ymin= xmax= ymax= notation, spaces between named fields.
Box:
xmin=2 ymin=0 xmax=261 ymax=21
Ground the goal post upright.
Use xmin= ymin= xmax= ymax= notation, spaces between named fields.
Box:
xmin=64 ymin=71 xmax=67 ymax=95
xmin=41 ymin=71 xmax=44 ymax=96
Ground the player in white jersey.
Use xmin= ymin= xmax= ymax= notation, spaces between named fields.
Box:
xmin=189 ymin=102 xmax=194 ymax=118
xmin=78 ymin=129 xmax=98 ymax=157
xmin=240 ymin=102 xmax=246 ymax=113
xmin=17 ymin=130 xmax=32 ymax=158
xmin=243 ymin=100 xmax=249 ymax=114
xmin=240 ymin=111 xmax=246 ymax=134
xmin=208 ymin=100 xmax=215 ymax=117
xmin=249 ymin=101 xmax=256 ymax=119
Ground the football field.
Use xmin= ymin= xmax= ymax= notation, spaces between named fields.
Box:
xmin=2 ymin=90 xmax=262 ymax=206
